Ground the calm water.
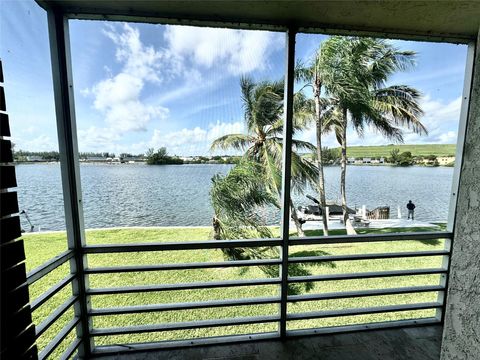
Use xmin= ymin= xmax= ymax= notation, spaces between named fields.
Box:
xmin=15 ymin=163 xmax=454 ymax=231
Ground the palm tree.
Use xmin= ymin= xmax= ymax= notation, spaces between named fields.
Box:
xmin=211 ymin=77 xmax=317 ymax=237
xmin=210 ymin=159 xmax=335 ymax=295
xmin=318 ymin=37 xmax=427 ymax=234
xmin=295 ymin=54 xmax=334 ymax=236
xmin=211 ymin=160 xmax=277 ymax=243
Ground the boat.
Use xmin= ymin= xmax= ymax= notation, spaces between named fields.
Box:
xmin=297 ymin=195 xmax=390 ymax=223
xmin=297 ymin=195 xmax=356 ymax=222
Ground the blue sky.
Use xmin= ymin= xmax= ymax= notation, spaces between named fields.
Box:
xmin=1 ymin=1 xmax=468 ymax=155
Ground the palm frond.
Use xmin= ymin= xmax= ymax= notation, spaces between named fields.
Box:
xmin=210 ymin=134 xmax=254 ymax=151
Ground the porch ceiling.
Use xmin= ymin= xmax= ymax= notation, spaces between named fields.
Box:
xmin=36 ymin=0 xmax=480 ymax=42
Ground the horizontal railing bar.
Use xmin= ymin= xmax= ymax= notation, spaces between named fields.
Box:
xmin=91 ymin=315 xmax=280 ymax=336
xmin=287 ymin=302 xmax=442 ymax=321
xmin=38 ymin=317 xmax=80 ymax=360
xmin=31 ymin=273 xmax=75 ymax=312
xmin=289 ymin=231 xmax=452 ymax=245
xmin=84 ymin=238 xmax=282 ymax=253
xmin=35 ymin=296 xmax=77 ymax=338
xmin=92 ymin=332 xmax=279 ymax=355
xmin=87 ymin=278 xmax=281 ymax=295
xmin=289 ymin=268 xmax=447 ymax=283
xmin=288 ymin=285 xmax=445 ymax=302
xmin=27 ymin=250 xmax=74 ymax=285
xmin=288 ymin=250 xmax=450 ymax=264
xmin=286 ymin=317 xmax=440 ymax=337
xmin=59 ymin=338 xmax=82 ymax=360
xmin=85 ymin=258 xmax=281 ymax=274
xmin=90 ymin=296 xmax=281 ymax=316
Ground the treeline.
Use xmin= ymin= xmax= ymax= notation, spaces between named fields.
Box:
xmin=145 ymin=148 xmax=183 ymax=165
xmin=13 ymin=150 xmax=146 ymax=161
xmin=387 ymin=149 xmax=452 ymax=166
xmin=184 ymin=155 xmax=241 ymax=164
xmin=14 ymin=150 xmax=61 ymax=161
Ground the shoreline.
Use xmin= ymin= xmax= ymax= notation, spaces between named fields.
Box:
xmin=13 ymin=161 xmax=454 ymax=167
xmin=22 ymin=221 xmax=445 ymax=235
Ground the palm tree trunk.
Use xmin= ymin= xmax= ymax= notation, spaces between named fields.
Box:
xmin=290 ymin=199 xmax=305 ymax=237
xmin=340 ymin=109 xmax=356 ymax=235
xmin=314 ymin=88 xmax=329 ymax=236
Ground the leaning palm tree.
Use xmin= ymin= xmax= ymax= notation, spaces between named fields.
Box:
xmin=210 ymin=159 xmax=335 ymax=295
xmin=319 ymin=37 xmax=427 ymax=234
xmin=211 ymin=77 xmax=317 ymax=237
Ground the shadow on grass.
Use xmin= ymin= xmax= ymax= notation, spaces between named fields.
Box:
xmin=288 ymin=250 xmax=336 ymax=295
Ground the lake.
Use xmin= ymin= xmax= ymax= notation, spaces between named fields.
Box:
xmin=15 ymin=163 xmax=454 ymax=231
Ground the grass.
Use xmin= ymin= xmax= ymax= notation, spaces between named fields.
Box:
xmin=24 ymin=226 xmax=447 ymax=356
xmin=342 ymin=144 xmax=456 ymax=158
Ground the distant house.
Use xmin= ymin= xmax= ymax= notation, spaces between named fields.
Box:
xmin=419 ymin=158 xmax=437 ymax=165
xmin=371 ymin=159 xmax=380 ymax=164
xmin=437 ymin=156 xmax=455 ymax=166
xmin=347 ymin=157 xmax=356 ymax=164
xmin=363 ymin=157 xmax=372 ymax=164
xmin=86 ymin=156 xmax=106 ymax=162
xmin=26 ymin=155 xmax=44 ymax=162
xmin=379 ymin=157 xmax=385 ymax=164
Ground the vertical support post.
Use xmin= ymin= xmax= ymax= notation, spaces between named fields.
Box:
xmin=279 ymin=26 xmax=296 ymax=339
xmin=46 ymin=9 xmax=92 ymax=358
xmin=446 ymin=42 xmax=476 ymax=233
xmin=437 ymin=42 xmax=476 ymax=323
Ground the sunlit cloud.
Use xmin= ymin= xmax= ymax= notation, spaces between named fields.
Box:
xmin=164 ymin=26 xmax=283 ymax=75
xmin=145 ymin=121 xmax=245 ymax=156
xmin=83 ymin=24 xmax=171 ymax=133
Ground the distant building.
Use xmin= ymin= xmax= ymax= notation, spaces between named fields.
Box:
xmin=363 ymin=157 xmax=372 ymax=164
xmin=26 ymin=155 xmax=44 ymax=162
xmin=86 ymin=156 xmax=107 ymax=162
xmin=437 ymin=156 xmax=455 ymax=166
xmin=347 ymin=157 xmax=356 ymax=164
xmin=419 ymin=158 xmax=437 ymax=165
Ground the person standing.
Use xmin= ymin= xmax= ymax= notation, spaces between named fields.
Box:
xmin=406 ymin=200 xmax=416 ymax=220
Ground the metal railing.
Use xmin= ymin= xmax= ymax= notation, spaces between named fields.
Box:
xmin=25 ymin=230 xmax=452 ymax=358
xmin=26 ymin=249 xmax=81 ymax=359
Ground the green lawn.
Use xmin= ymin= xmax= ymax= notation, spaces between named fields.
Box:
xmin=343 ymin=144 xmax=456 ymax=158
xmin=24 ymin=226 xmax=447 ymax=357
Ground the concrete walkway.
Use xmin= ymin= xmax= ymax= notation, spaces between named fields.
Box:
xmin=295 ymin=218 xmax=440 ymax=231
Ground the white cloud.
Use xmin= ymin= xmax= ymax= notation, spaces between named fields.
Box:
xmin=206 ymin=121 xmax=244 ymax=141
xmin=403 ymin=96 xmax=461 ymax=144
xmin=146 ymin=121 xmax=244 ymax=155
xmin=77 ymin=126 xmax=121 ymax=151
xmin=77 ymin=24 xmax=281 ymax=153
xmin=164 ymin=26 xmax=283 ymax=75
xmin=103 ymin=24 xmax=181 ymax=83
xmin=15 ymin=134 xmax=57 ymax=152
xmin=85 ymin=24 xmax=171 ymax=133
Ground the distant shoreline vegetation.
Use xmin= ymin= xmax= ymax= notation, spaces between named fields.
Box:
xmin=145 ymin=147 xmax=183 ymax=165
xmin=145 ymin=147 xmax=240 ymax=165
xmin=12 ymin=144 xmax=455 ymax=166
xmin=303 ymin=144 xmax=456 ymax=167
